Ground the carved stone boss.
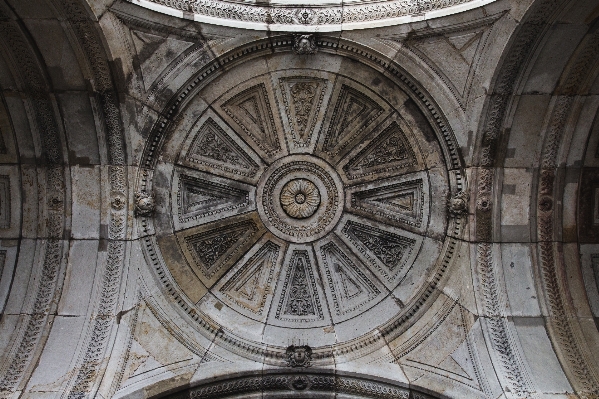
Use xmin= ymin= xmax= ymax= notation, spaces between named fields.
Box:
xmin=286 ymin=345 xmax=312 ymax=367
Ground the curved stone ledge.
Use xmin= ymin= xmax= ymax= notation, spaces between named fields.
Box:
xmin=130 ymin=0 xmax=498 ymax=31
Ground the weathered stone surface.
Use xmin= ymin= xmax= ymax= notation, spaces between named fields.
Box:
xmin=1 ymin=0 xmax=599 ymax=398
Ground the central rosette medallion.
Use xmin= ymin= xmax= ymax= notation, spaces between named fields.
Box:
xmin=257 ymin=154 xmax=344 ymax=243
xmin=280 ymin=178 xmax=321 ymax=218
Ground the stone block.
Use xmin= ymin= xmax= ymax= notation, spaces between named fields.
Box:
xmin=23 ymin=19 xmax=86 ymax=90
xmin=3 ymin=239 xmax=38 ymax=315
xmin=0 ymin=242 xmax=21 ymax=314
xmin=57 ymin=92 xmax=101 ymax=165
xmin=4 ymin=0 xmax=55 ymax=19
xmin=523 ymin=23 xmax=587 ymax=94
xmin=0 ymin=164 xmax=20 ymax=239
xmin=563 ymin=242 xmax=594 ymax=318
xmin=198 ymin=292 xmax=266 ymax=343
xmin=4 ymin=97 xmax=35 ymax=162
xmin=57 ymin=240 xmax=100 ymax=316
xmin=70 ymin=165 xmax=101 ymax=239
xmin=504 ymin=95 xmax=550 ymax=168
xmin=570 ymin=96 xmax=599 ymax=167
xmin=579 ymin=244 xmax=599 ymax=318
xmin=513 ymin=317 xmax=572 ymax=394
xmin=0 ymin=313 xmax=19 ymax=362
xmin=120 ymin=95 xmax=161 ymax=167
xmin=500 ymin=243 xmax=541 ymax=316
xmin=500 ymin=167 xmax=532 ymax=241
xmin=25 ymin=316 xmax=86 ymax=393
xmin=335 ymin=345 xmax=409 ymax=385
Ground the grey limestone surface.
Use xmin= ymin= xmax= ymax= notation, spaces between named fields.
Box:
xmin=0 ymin=0 xmax=599 ymax=398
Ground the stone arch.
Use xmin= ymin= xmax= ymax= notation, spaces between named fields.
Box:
xmin=470 ymin=0 xmax=599 ymax=397
xmin=145 ymin=370 xmax=442 ymax=399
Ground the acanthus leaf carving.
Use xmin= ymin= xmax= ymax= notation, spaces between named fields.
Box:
xmin=321 ymin=84 xmax=384 ymax=158
xmin=476 ymin=242 xmax=531 ymax=396
xmin=188 ymin=225 xmax=248 ymax=270
xmin=141 ymin=0 xmax=475 ymax=28
xmin=181 ymin=218 xmax=262 ymax=282
xmin=290 ymin=82 xmax=315 ymax=132
xmin=342 ymin=220 xmax=416 ymax=285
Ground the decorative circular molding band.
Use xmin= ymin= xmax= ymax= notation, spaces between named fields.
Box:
xmin=155 ymin=371 xmax=439 ymax=399
xmin=257 ymin=155 xmax=343 ymax=242
xmin=130 ymin=0 xmax=498 ymax=31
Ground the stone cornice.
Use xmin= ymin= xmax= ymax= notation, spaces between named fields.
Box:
xmin=128 ymin=0 xmax=497 ymax=31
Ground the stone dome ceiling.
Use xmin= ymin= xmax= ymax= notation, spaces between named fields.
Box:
xmin=142 ymin=51 xmax=464 ymax=362
xmin=1 ymin=0 xmax=599 ymax=398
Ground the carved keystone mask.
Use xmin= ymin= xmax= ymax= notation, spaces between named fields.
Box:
xmin=286 ymin=345 xmax=312 ymax=367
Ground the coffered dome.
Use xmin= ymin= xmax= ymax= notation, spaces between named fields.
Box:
xmin=139 ymin=45 xmax=465 ymax=365
xmin=2 ymin=1 xmax=599 ymax=398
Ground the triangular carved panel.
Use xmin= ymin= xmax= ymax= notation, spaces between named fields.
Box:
xmin=397 ymin=304 xmax=484 ymax=395
xmin=320 ymin=84 xmax=384 ymax=158
xmin=221 ymin=83 xmax=281 ymax=156
xmin=403 ymin=21 xmax=496 ymax=109
xmin=279 ymin=77 xmax=327 ymax=149
xmin=349 ymin=179 xmax=425 ymax=228
xmin=178 ymin=216 xmax=264 ymax=285
xmin=186 ymin=118 xmax=259 ymax=179
xmin=341 ymin=220 xmax=416 ymax=284
xmin=377 ymin=16 xmax=499 ymax=110
xmin=177 ymin=174 xmax=250 ymax=223
xmin=131 ymin=30 xmax=195 ymax=91
xmin=343 ymin=121 xmax=417 ymax=180
xmin=219 ymin=241 xmax=280 ymax=316
xmin=275 ymin=250 xmax=324 ymax=323
xmin=319 ymin=242 xmax=381 ymax=317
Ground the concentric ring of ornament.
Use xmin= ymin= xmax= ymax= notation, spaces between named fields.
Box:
xmin=256 ymin=154 xmax=344 ymax=243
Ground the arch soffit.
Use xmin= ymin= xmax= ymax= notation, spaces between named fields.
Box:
xmin=471 ymin=0 xmax=599 ymax=396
